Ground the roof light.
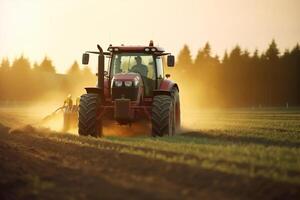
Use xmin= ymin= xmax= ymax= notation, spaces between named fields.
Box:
xmin=149 ymin=40 xmax=154 ymax=46
xmin=108 ymin=47 xmax=113 ymax=52
xmin=145 ymin=48 xmax=150 ymax=52
xmin=114 ymin=48 xmax=119 ymax=51
xmin=151 ymin=48 xmax=156 ymax=52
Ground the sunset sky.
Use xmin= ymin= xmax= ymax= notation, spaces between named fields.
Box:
xmin=1 ymin=0 xmax=299 ymax=73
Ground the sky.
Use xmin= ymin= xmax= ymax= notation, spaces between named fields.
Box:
xmin=0 ymin=0 xmax=300 ymax=73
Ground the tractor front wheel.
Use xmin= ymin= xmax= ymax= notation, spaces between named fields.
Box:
xmin=78 ymin=93 xmax=102 ymax=137
xmin=151 ymin=95 xmax=175 ymax=136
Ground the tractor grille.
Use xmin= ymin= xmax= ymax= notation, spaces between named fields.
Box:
xmin=112 ymin=87 xmax=138 ymax=101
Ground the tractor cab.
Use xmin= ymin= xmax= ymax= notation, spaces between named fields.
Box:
xmin=107 ymin=42 xmax=174 ymax=97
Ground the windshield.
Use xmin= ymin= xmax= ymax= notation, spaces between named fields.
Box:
xmin=111 ymin=53 xmax=155 ymax=80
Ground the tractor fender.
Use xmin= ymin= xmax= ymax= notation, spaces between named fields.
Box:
xmin=86 ymin=79 xmax=110 ymax=96
xmin=152 ymin=90 xmax=172 ymax=96
xmin=158 ymin=79 xmax=179 ymax=92
xmin=85 ymin=87 xmax=102 ymax=94
xmin=153 ymin=79 xmax=179 ymax=96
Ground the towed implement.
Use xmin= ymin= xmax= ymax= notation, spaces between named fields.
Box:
xmin=79 ymin=41 xmax=180 ymax=137
xmin=42 ymin=95 xmax=78 ymax=132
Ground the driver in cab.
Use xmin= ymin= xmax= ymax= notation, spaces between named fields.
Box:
xmin=130 ymin=56 xmax=148 ymax=77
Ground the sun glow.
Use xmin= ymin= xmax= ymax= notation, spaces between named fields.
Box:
xmin=1 ymin=0 xmax=300 ymax=73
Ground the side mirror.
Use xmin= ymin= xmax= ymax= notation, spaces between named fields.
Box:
xmin=167 ymin=55 xmax=175 ymax=67
xmin=82 ymin=53 xmax=89 ymax=65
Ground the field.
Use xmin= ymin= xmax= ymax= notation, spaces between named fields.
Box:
xmin=0 ymin=104 xmax=300 ymax=199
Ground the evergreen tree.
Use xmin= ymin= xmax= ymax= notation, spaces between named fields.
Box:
xmin=214 ymin=55 xmax=219 ymax=63
xmin=229 ymin=45 xmax=242 ymax=61
xmin=283 ymin=49 xmax=290 ymax=57
xmin=39 ymin=57 xmax=56 ymax=73
xmin=67 ymin=61 xmax=81 ymax=76
xmin=203 ymin=42 xmax=211 ymax=58
xmin=290 ymin=43 xmax=300 ymax=58
xmin=253 ymin=49 xmax=259 ymax=61
xmin=222 ymin=50 xmax=229 ymax=64
xmin=194 ymin=49 xmax=205 ymax=66
xmin=194 ymin=42 xmax=216 ymax=72
xmin=176 ymin=44 xmax=193 ymax=68
xmin=194 ymin=42 xmax=212 ymax=66
xmin=266 ymin=39 xmax=280 ymax=61
xmin=0 ymin=58 xmax=10 ymax=72
xmin=11 ymin=55 xmax=31 ymax=73
xmin=242 ymin=50 xmax=250 ymax=60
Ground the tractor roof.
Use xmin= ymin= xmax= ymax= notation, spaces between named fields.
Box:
xmin=107 ymin=41 xmax=165 ymax=54
xmin=86 ymin=41 xmax=170 ymax=56
xmin=108 ymin=45 xmax=165 ymax=53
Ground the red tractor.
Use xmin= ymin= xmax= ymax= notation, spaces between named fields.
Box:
xmin=79 ymin=41 xmax=180 ymax=137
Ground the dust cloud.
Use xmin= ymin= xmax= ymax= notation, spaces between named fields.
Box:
xmin=0 ymin=75 xmax=212 ymax=136
xmin=1 ymin=97 xmax=208 ymax=137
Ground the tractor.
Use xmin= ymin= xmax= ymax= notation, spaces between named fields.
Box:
xmin=79 ymin=41 xmax=180 ymax=137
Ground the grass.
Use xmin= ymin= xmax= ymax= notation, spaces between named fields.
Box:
xmin=2 ymin=106 xmax=300 ymax=184
xmin=37 ymin=108 xmax=300 ymax=184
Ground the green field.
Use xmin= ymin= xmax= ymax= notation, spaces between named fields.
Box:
xmin=0 ymin=106 xmax=300 ymax=199
xmin=96 ymin=108 xmax=300 ymax=183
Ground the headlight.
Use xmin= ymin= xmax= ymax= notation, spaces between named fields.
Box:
xmin=133 ymin=79 xmax=139 ymax=87
xmin=114 ymin=80 xmax=123 ymax=87
xmin=124 ymin=81 xmax=133 ymax=87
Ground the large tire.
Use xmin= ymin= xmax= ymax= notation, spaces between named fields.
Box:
xmin=78 ymin=93 xmax=102 ymax=137
xmin=151 ymin=95 xmax=175 ymax=136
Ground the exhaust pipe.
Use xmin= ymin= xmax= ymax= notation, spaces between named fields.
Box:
xmin=97 ymin=45 xmax=105 ymax=98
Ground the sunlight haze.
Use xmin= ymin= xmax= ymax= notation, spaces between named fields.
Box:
xmin=1 ymin=0 xmax=299 ymax=73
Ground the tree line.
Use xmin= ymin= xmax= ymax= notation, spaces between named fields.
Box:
xmin=167 ymin=40 xmax=300 ymax=108
xmin=0 ymin=56 xmax=96 ymax=101
xmin=0 ymin=39 xmax=299 ymax=107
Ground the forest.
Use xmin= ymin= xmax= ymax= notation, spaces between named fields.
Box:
xmin=0 ymin=57 xmax=96 ymax=102
xmin=168 ymin=40 xmax=300 ymax=107
xmin=0 ymin=39 xmax=299 ymax=107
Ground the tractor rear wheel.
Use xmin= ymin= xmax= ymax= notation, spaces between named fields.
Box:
xmin=151 ymin=95 xmax=175 ymax=136
xmin=78 ymin=93 xmax=102 ymax=137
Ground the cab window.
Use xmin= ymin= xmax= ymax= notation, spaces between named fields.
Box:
xmin=156 ymin=57 xmax=164 ymax=79
xmin=111 ymin=53 xmax=155 ymax=80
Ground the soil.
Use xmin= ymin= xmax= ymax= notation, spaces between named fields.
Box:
xmin=0 ymin=116 xmax=299 ymax=199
